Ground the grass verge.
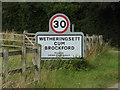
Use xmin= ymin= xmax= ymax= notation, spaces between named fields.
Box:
xmin=2 ymin=44 xmax=118 ymax=88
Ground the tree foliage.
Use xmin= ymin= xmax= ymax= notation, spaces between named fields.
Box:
xmin=2 ymin=2 xmax=120 ymax=46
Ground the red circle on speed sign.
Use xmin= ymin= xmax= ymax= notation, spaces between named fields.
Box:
xmin=50 ymin=14 xmax=69 ymax=33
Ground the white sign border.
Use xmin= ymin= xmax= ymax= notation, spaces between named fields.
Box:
xmin=36 ymin=32 xmax=84 ymax=60
xmin=49 ymin=13 xmax=71 ymax=33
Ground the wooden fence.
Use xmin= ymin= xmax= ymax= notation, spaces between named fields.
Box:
xmin=0 ymin=31 xmax=39 ymax=82
xmin=84 ymin=34 xmax=103 ymax=56
xmin=0 ymin=31 xmax=35 ymax=48
xmin=0 ymin=31 xmax=103 ymax=79
xmin=0 ymin=44 xmax=41 ymax=82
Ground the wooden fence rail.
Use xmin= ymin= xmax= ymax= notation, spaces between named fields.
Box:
xmin=0 ymin=49 xmax=36 ymax=57
xmin=0 ymin=31 xmax=35 ymax=48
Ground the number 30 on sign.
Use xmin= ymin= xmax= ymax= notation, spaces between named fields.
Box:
xmin=49 ymin=13 xmax=70 ymax=33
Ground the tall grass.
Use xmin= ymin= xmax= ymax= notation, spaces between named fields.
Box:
xmin=38 ymin=43 xmax=118 ymax=88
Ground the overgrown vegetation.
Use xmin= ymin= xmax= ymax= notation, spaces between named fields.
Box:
xmin=2 ymin=43 xmax=118 ymax=88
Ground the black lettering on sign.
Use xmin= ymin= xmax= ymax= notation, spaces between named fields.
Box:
xmin=44 ymin=46 xmax=75 ymax=50
xmin=54 ymin=20 xmax=59 ymax=28
xmin=60 ymin=20 xmax=66 ymax=28
xmin=54 ymin=42 xmax=65 ymax=45
xmin=53 ymin=20 xmax=66 ymax=28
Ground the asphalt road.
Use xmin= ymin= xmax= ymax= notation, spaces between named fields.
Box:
xmin=111 ymin=51 xmax=120 ymax=53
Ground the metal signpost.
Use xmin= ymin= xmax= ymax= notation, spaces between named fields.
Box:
xmin=36 ymin=13 xmax=84 ymax=59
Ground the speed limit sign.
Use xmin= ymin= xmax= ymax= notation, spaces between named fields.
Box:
xmin=49 ymin=13 xmax=70 ymax=33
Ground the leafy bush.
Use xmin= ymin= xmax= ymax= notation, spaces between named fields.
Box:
xmin=41 ymin=42 xmax=110 ymax=71
xmin=41 ymin=58 xmax=91 ymax=71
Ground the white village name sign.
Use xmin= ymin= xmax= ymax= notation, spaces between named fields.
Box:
xmin=36 ymin=13 xmax=84 ymax=59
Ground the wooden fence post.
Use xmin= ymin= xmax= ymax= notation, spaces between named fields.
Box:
xmin=84 ymin=36 xmax=87 ymax=57
xmin=36 ymin=44 xmax=41 ymax=72
xmin=2 ymin=33 xmax=5 ymax=45
xmin=22 ymin=30 xmax=27 ymax=74
xmin=21 ymin=45 xmax=26 ymax=81
xmin=2 ymin=47 xmax=8 ymax=79
xmin=23 ymin=31 xmax=26 ymax=47
xmin=99 ymin=35 xmax=103 ymax=45
xmin=34 ymin=44 xmax=41 ymax=82
xmin=13 ymin=34 xmax=16 ymax=48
